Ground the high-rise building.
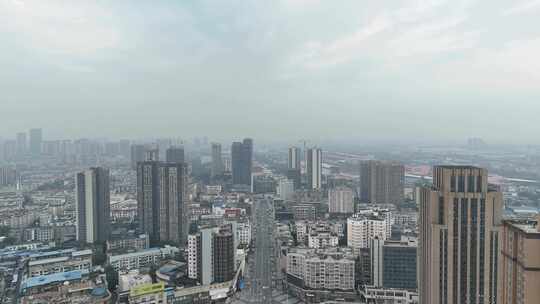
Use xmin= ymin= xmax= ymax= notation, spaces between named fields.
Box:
xmin=359 ymin=160 xmax=404 ymax=204
xmin=418 ymin=166 xmax=503 ymax=304
xmin=187 ymin=226 xmax=235 ymax=285
xmin=166 ymin=146 xmax=184 ymax=163
xmin=500 ymin=218 xmax=540 ymax=304
xmin=137 ymin=161 xmax=186 ymax=244
xmin=329 ymin=187 xmax=354 ymax=213
xmin=29 ymin=128 xmax=42 ymax=155
xmin=16 ymin=132 xmax=27 ymax=156
xmin=306 ymin=148 xmax=322 ymax=190
xmin=2 ymin=140 xmax=16 ymax=161
xmin=158 ymin=163 xmax=186 ymax=244
xmin=287 ymin=146 xmax=302 ymax=188
xmin=137 ymin=161 xmax=160 ymax=242
xmin=145 ymin=147 xmax=159 ymax=161
xmin=0 ymin=167 xmax=18 ymax=187
xmin=75 ymin=167 xmax=110 ymax=243
xmin=370 ymin=238 xmax=417 ymax=290
xmin=347 ymin=213 xmax=388 ymax=250
xmin=231 ymin=138 xmax=253 ymax=186
xmin=211 ymin=143 xmax=224 ymax=178
xmin=278 ymin=179 xmax=295 ymax=201
xmin=130 ymin=145 xmax=146 ymax=169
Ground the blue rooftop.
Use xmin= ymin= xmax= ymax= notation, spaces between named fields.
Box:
xmin=21 ymin=270 xmax=84 ymax=290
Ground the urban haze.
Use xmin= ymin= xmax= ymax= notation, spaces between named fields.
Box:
xmin=1 ymin=1 xmax=540 ymax=304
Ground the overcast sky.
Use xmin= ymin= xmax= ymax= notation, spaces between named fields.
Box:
xmin=1 ymin=0 xmax=540 ymax=144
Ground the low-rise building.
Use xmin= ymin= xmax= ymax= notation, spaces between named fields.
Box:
xmin=20 ymin=270 xmax=110 ymax=304
xmin=106 ymin=233 xmax=149 ymax=252
xmin=108 ymin=246 xmax=178 ymax=271
xmin=360 ymin=285 xmax=419 ymax=304
xmin=307 ymin=232 xmax=339 ymax=249
xmin=27 ymin=248 xmax=93 ymax=277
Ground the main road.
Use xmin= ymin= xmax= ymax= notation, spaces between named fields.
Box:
xmin=230 ymin=198 xmax=302 ymax=304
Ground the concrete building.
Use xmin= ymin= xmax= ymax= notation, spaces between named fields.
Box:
xmin=76 ymin=167 xmax=110 ymax=243
xmin=231 ymin=138 xmax=253 ymax=187
xmin=16 ymin=132 xmax=27 ymax=155
xmin=20 ymin=271 xmax=110 ymax=304
xmin=0 ymin=167 xmax=17 ymax=186
xmin=288 ymin=146 xmax=302 ymax=188
xmin=106 ymin=234 xmax=149 ymax=252
xmin=27 ymin=249 xmax=93 ymax=277
xmin=360 ymin=285 xmax=419 ymax=304
xmin=347 ymin=213 xmax=388 ymax=250
xmin=211 ymin=143 xmax=224 ymax=178
xmin=108 ymin=246 xmax=178 ymax=271
xmin=158 ymin=163 xmax=186 ymax=244
xmin=329 ymin=187 xmax=354 ymax=213
xmin=137 ymin=161 xmax=186 ymax=244
xmin=29 ymin=128 xmax=42 ymax=155
xmin=501 ymin=218 xmax=540 ymax=304
xmin=292 ymin=204 xmax=317 ymax=221
xmin=306 ymin=147 xmax=322 ymax=190
xmin=418 ymin=166 xmax=503 ymax=304
xmin=287 ymin=249 xmax=355 ymax=291
xmin=359 ymin=160 xmax=404 ymax=204
xmin=278 ymin=179 xmax=295 ymax=201
xmin=187 ymin=226 xmax=236 ymax=285
xmin=130 ymin=144 xmax=146 ymax=169
xmin=231 ymin=221 xmax=251 ymax=246
xmin=370 ymin=238 xmax=417 ymax=290
xmin=165 ymin=146 xmax=184 ymax=163
xmin=307 ymin=232 xmax=339 ymax=249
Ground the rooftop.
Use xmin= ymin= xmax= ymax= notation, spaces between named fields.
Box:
xmin=22 ymin=270 xmax=86 ymax=290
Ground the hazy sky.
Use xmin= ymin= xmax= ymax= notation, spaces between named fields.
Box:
xmin=1 ymin=0 xmax=540 ymax=144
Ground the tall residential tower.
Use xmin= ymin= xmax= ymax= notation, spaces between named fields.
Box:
xmin=418 ymin=166 xmax=503 ymax=304
xmin=306 ymin=148 xmax=322 ymax=190
xmin=231 ymin=138 xmax=253 ymax=187
xmin=359 ymin=160 xmax=404 ymax=204
xmin=76 ymin=167 xmax=110 ymax=243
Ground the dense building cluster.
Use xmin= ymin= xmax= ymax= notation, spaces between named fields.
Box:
xmin=0 ymin=131 xmax=539 ymax=304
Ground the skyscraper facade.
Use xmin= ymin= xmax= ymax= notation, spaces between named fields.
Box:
xmin=211 ymin=143 xmax=223 ymax=178
xmin=359 ymin=160 xmax=404 ymax=204
xmin=158 ymin=163 xmax=186 ymax=244
xmin=166 ymin=146 xmax=184 ymax=163
xmin=370 ymin=238 xmax=417 ymax=290
xmin=287 ymin=146 xmax=302 ymax=188
xmin=16 ymin=132 xmax=26 ymax=155
xmin=187 ymin=226 xmax=236 ymax=285
xmin=329 ymin=187 xmax=355 ymax=213
xmin=500 ymin=218 xmax=540 ymax=304
xmin=231 ymin=138 xmax=253 ymax=186
xmin=131 ymin=144 xmax=146 ymax=169
xmin=137 ymin=161 xmax=186 ymax=244
xmin=29 ymin=128 xmax=42 ymax=155
xmin=306 ymin=148 xmax=322 ymax=190
xmin=75 ymin=167 xmax=110 ymax=243
xmin=418 ymin=166 xmax=503 ymax=304
xmin=137 ymin=161 xmax=160 ymax=242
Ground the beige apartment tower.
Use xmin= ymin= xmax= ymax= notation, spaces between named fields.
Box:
xmin=500 ymin=218 xmax=540 ymax=304
xmin=419 ymin=166 xmax=503 ymax=304
xmin=359 ymin=160 xmax=404 ymax=204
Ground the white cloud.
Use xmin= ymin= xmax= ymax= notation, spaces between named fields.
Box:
xmin=0 ymin=1 xmax=120 ymax=56
xmin=502 ymin=0 xmax=540 ymax=16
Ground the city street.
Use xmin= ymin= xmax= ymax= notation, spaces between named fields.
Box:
xmin=230 ymin=199 xmax=302 ymax=304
